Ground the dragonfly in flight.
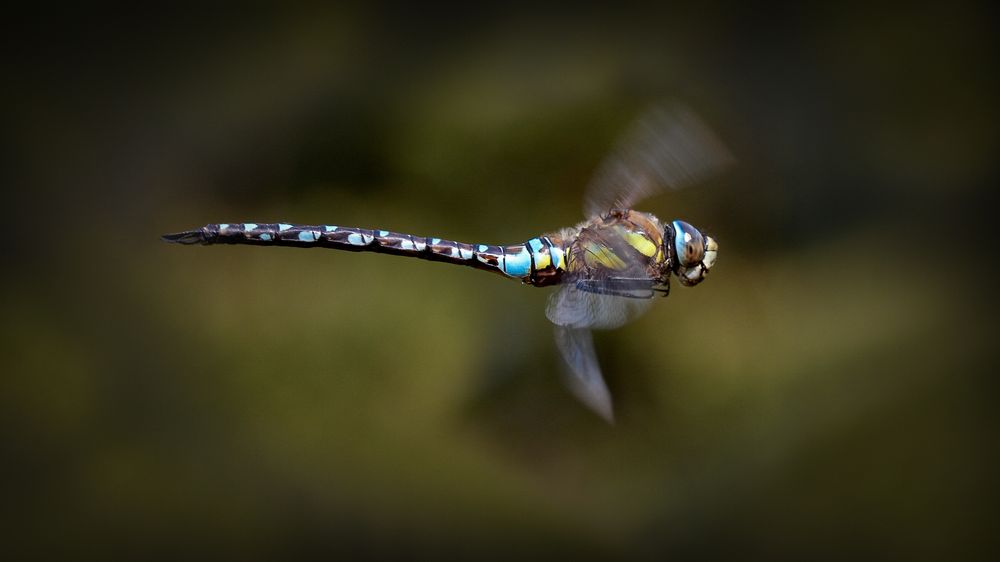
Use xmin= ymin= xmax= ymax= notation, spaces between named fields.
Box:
xmin=164 ymin=105 xmax=731 ymax=422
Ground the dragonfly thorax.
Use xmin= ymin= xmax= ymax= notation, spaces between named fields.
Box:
xmin=560 ymin=209 xmax=672 ymax=286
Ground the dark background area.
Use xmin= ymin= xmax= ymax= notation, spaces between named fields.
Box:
xmin=3 ymin=5 xmax=997 ymax=560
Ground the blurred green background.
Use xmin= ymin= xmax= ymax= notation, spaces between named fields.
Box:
xmin=4 ymin=5 xmax=997 ymax=560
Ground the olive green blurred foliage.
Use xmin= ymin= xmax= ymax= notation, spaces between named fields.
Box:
xmin=4 ymin=4 xmax=996 ymax=560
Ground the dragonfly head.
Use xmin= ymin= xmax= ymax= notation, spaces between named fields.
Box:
xmin=670 ymin=220 xmax=718 ymax=287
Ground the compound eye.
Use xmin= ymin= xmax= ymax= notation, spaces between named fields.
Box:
xmin=672 ymin=220 xmax=705 ymax=267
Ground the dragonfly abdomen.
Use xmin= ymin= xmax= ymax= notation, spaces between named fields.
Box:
xmin=162 ymin=223 xmax=566 ymax=283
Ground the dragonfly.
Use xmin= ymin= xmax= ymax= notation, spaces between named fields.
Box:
xmin=163 ymin=104 xmax=731 ymax=422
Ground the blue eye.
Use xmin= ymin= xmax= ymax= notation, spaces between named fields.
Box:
xmin=672 ymin=220 xmax=704 ymax=267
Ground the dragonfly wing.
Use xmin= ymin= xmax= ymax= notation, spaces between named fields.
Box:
xmin=584 ymin=103 xmax=733 ymax=218
xmin=546 ymin=283 xmax=654 ymax=330
xmin=547 ymin=281 xmax=654 ymax=422
xmin=554 ymin=325 xmax=614 ymax=422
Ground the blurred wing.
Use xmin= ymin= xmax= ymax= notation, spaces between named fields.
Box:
xmin=584 ymin=103 xmax=733 ymax=217
xmin=546 ymin=283 xmax=654 ymax=330
xmin=554 ymin=325 xmax=614 ymax=422
xmin=547 ymin=274 xmax=654 ymax=422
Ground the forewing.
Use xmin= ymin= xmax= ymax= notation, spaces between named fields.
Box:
xmin=554 ymin=325 xmax=614 ymax=422
xmin=546 ymin=283 xmax=653 ymax=330
xmin=584 ymin=103 xmax=733 ymax=217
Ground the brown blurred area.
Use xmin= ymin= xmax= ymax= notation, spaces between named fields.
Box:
xmin=3 ymin=4 xmax=997 ymax=560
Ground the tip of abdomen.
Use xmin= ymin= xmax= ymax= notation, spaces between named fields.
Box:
xmin=161 ymin=229 xmax=205 ymax=244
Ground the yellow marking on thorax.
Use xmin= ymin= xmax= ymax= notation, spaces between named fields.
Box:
xmin=621 ymin=230 xmax=658 ymax=257
xmin=583 ymin=241 xmax=628 ymax=270
xmin=620 ymin=212 xmax=667 ymax=265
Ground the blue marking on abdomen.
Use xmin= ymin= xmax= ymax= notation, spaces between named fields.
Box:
xmin=527 ymin=238 xmax=545 ymax=267
xmin=259 ymin=233 xmax=272 ymax=241
xmin=544 ymin=237 xmax=564 ymax=269
xmin=550 ymin=246 xmax=564 ymax=269
xmin=324 ymin=225 xmax=338 ymax=232
xmin=244 ymin=223 xmax=257 ymax=231
xmin=279 ymin=223 xmax=293 ymax=231
xmin=347 ymin=233 xmax=365 ymax=246
xmin=503 ymin=250 xmax=531 ymax=277
xmin=298 ymin=230 xmax=318 ymax=242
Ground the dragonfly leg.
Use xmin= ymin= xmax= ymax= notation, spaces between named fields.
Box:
xmin=654 ymin=280 xmax=670 ymax=298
